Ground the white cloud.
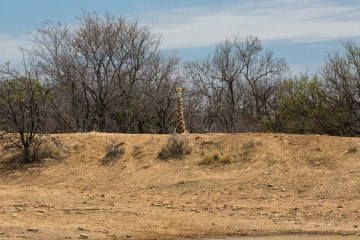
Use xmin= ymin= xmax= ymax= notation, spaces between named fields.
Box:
xmin=0 ymin=34 xmax=30 ymax=64
xmin=140 ymin=0 xmax=360 ymax=49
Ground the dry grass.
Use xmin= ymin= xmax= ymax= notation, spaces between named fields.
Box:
xmin=0 ymin=144 xmax=66 ymax=171
xmin=157 ymin=135 xmax=192 ymax=160
xmin=1 ymin=133 xmax=360 ymax=239
xmin=348 ymin=146 xmax=357 ymax=154
xmin=101 ymin=140 xmax=125 ymax=165
xmin=36 ymin=145 xmax=66 ymax=161
xmin=131 ymin=145 xmax=143 ymax=158
xmin=242 ymin=140 xmax=261 ymax=151
xmin=198 ymin=151 xmax=233 ymax=166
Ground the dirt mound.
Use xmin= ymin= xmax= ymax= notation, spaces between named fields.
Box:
xmin=1 ymin=133 xmax=360 ymax=239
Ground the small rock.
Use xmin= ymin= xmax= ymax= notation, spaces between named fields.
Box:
xmin=126 ymin=234 xmax=132 ymax=238
xmin=4 ymin=209 xmax=20 ymax=212
xmin=349 ymin=169 xmax=356 ymax=173
xmin=77 ymin=227 xmax=87 ymax=231
xmin=0 ymin=232 xmax=5 ymax=235
xmin=78 ymin=234 xmax=88 ymax=239
xmin=99 ymin=194 xmax=105 ymax=198
xmin=27 ymin=228 xmax=39 ymax=232
xmin=354 ymin=224 xmax=358 ymax=228
xmin=178 ymin=181 xmax=185 ymax=185
xmin=107 ymin=234 xmax=117 ymax=237
xmin=203 ymin=138 xmax=211 ymax=144
xmin=38 ymin=204 xmax=50 ymax=208
xmin=153 ymin=203 xmax=163 ymax=206
xmin=340 ymin=150 xmax=349 ymax=155
xmin=35 ymin=209 xmax=44 ymax=213
xmin=16 ymin=236 xmax=26 ymax=238
xmin=356 ymin=233 xmax=360 ymax=236
xmin=99 ymin=229 xmax=109 ymax=234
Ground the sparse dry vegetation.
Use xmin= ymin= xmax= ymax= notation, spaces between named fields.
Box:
xmin=198 ymin=151 xmax=233 ymax=166
xmin=0 ymin=133 xmax=360 ymax=239
xmin=306 ymin=156 xmax=335 ymax=169
xmin=101 ymin=140 xmax=125 ymax=165
xmin=131 ymin=145 xmax=143 ymax=158
xmin=242 ymin=140 xmax=261 ymax=150
xmin=348 ymin=146 xmax=357 ymax=154
xmin=34 ymin=144 xmax=67 ymax=162
xmin=0 ymin=143 xmax=67 ymax=170
xmin=157 ymin=135 xmax=192 ymax=160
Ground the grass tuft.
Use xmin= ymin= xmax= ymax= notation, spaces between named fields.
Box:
xmin=348 ymin=146 xmax=357 ymax=154
xmin=198 ymin=151 xmax=233 ymax=166
xmin=131 ymin=145 xmax=143 ymax=158
xmin=102 ymin=140 xmax=125 ymax=165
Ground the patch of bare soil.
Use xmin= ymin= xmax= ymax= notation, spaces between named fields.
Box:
xmin=1 ymin=133 xmax=360 ymax=239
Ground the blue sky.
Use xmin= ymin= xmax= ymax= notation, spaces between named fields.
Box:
xmin=1 ymin=0 xmax=360 ymax=74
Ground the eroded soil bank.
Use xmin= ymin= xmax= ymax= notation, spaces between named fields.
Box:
xmin=214 ymin=235 xmax=360 ymax=240
xmin=1 ymin=133 xmax=360 ymax=239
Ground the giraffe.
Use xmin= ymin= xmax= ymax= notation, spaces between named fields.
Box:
xmin=174 ymin=86 xmax=189 ymax=134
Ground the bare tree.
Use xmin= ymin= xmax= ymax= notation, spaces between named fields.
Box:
xmin=30 ymin=21 xmax=91 ymax=132
xmin=30 ymin=12 xmax=180 ymax=133
xmin=184 ymin=35 xmax=288 ymax=132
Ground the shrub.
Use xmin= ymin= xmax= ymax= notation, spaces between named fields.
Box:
xmin=0 ymin=135 xmax=67 ymax=165
xmin=131 ymin=145 xmax=143 ymax=158
xmin=348 ymin=146 xmax=357 ymax=154
xmin=242 ymin=140 xmax=255 ymax=150
xmin=157 ymin=135 xmax=192 ymax=160
xmin=262 ymin=74 xmax=348 ymax=135
xmin=102 ymin=141 xmax=125 ymax=164
xmin=0 ymin=143 xmax=67 ymax=170
xmin=0 ymin=77 xmax=51 ymax=163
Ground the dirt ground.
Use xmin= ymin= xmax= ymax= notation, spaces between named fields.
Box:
xmin=0 ymin=132 xmax=360 ymax=240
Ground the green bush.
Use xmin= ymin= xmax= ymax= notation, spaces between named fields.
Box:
xmin=263 ymin=74 xmax=347 ymax=135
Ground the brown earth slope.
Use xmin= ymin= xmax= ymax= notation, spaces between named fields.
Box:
xmin=0 ymin=133 xmax=360 ymax=239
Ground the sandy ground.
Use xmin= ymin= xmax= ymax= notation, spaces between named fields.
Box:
xmin=0 ymin=132 xmax=360 ymax=240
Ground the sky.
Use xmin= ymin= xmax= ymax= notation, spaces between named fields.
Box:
xmin=1 ymin=0 xmax=360 ymax=74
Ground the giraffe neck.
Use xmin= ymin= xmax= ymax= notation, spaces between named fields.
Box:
xmin=178 ymin=94 xmax=183 ymax=117
xmin=175 ymin=91 xmax=187 ymax=134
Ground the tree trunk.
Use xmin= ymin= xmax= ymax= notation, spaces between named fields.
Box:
xmin=23 ymin=142 xmax=31 ymax=163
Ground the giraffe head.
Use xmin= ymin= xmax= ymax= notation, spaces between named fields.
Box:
xmin=176 ymin=86 xmax=182 ymax=93
xmin=176 ymin=86 xmax=183 ymax=97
